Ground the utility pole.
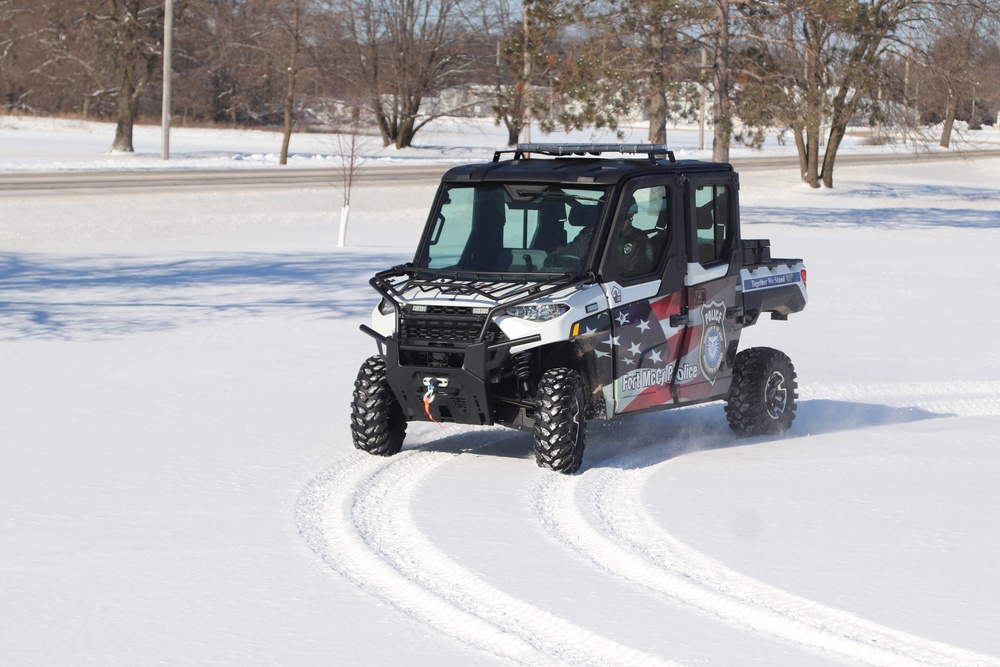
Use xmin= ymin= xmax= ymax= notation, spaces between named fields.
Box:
xmin=161 ymin=0 xmax=174 ymax=160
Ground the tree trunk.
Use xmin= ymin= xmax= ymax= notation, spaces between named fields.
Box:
xmin=795 ymin=94 xmax=822 ymax=188
xmin=821 ymin=123 xmax=848 ymax=188
xmin=396 ymin=115 xmax=416 ymax=149
xmin=112 ymin=112 xmax=136 ymax=153
xmin=796 ymin=29 xmax=823 ymax=189
xmin=111 ymin=16 xmax=140 ymax=152
xmin=940 ymin=90 xmax=955 ymax=148
xmin=647 ymin=15 xmax=669 ymax=146
xmin=504 ymin=117 xmax=522 ymax=146
xmin=280 ymin=1 xmax=300 ymax=166
xmin=394 ymin=94 xmax=423 ymax=148
xmin=108 ymin=0 xmax=159 ymax=153
xmin=804 ymin=122 xmax=821 ymax=188
xmin=499 ymin=86 xmax=524 ymax=146
xmin=112 ymin=76 xmax=142 ymax=152
xmin=794 ymin=93 xmax=822 ymax=188
xmin=820 ymin=83 xmax=859 ymax=189
xmin=373 ymin=97 xmax=395 ymax=148
xmin=711 ymin=0 xmax=731 ymax=163
xmin=647 ymin=89 xmax=667 ymax=144
xmin=280 ymin=66 xmax=297 ymax=163
xmin=793 ymin=126 xmax=808 ymax=181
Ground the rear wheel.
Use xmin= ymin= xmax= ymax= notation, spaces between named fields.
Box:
xmin=533 ymin=368 xmax=586 ymax=474
xmin=351 ymin=356 xmax=407 ymax=456
xmin=726 ymin=347 xmax=797 ymax=436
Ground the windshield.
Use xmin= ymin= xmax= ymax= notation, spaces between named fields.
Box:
xmin=415 ymin=184 xmax=609 ymax=276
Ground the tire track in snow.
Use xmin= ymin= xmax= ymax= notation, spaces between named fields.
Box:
xmin=534 ymin=468 xmax=1000 ymax=667
xmin=298 ymin=448 xmax=678 ymax=667
xmin=533 ymin=384 xmax=1000 ymax=667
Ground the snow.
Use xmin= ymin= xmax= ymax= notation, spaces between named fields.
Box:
xmin=4 ymin=114 xmax=1000 ymax=172
xmin=2 ymin=116 xmax=1000 ymax=666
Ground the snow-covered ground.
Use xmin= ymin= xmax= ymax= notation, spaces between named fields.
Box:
xmin=4 ymin=114 xmax=1000 ymax=172
xmin=2 ymin=116 xmax=1000 ymax=666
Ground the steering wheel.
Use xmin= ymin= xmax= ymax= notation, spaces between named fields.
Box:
xmin=545 ymin=254 xmax=581 ymax=269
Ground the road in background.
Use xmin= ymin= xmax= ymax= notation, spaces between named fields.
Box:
xmin=3 ymin=149 xmax=1000 ymax=196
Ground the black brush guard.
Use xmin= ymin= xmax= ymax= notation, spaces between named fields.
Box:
xmin=360 ymin=265 xmax=593 ymax=426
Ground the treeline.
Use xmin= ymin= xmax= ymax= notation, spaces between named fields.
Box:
xmin=2 ymin=1 xmax=999 ymax=186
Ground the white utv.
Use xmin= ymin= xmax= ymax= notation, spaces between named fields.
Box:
xmin=352 ymin=144 xmax=807 ymax=473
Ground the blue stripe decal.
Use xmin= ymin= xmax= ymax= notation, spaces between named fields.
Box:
xmin=743 ymin=272 xmax=801 ymax=291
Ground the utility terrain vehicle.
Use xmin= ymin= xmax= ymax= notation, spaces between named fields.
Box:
xmin=352 ymin=144 xmax=807 ymax=473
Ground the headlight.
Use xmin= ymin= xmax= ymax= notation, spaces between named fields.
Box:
xmin=377 ymin=298 xmax=396 ymax=315
xmin=505 ymin=303 xmax=569 ymax=321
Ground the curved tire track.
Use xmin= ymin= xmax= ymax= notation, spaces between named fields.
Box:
xmin=298 ymin=447 xmax=677 ymax=667
xmin=299 ymin=383 xmax=999 ymax=665
xmin=532 ymin=384 xmax=1000 ymax=667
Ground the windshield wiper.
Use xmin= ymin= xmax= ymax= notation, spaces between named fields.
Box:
xmin=514 ymin=190 xmax=603 ymax=204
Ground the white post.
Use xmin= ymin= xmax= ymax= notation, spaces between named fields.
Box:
xmin=161 ymin=0 xmax=174 ymax=160
xmin=338 ymin=204 xmax=350 ymax=247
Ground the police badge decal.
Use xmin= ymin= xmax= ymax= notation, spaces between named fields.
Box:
xmin=700 ymin=300 xmax=726 ymax=383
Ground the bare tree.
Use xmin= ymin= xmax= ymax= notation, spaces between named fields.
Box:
xmin=740 ymin=0 xmax=915 ymax=188
xmin=0 ymin=0 xmax=35 ymax=111
xmin=0 ymin=1 xmax=14 ymax=69
xmin=919 ymin=4 xmax=998 ymax=147
xmin=90 ymin=1 xmax=168 ymax=152
xmin=340 ymin=0 xmax=474 ymax=149
xmin=332 ymin=116 xmax=376 ymax=246
xmin=279 ymin=0 xmax=303 ymax=164
xmin=14 ymin=1 xmax=169 ymax=151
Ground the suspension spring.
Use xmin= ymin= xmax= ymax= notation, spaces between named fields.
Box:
xmin=513 ymin=352 xmax=532 ymax=394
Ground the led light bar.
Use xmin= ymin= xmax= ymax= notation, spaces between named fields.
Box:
xmin=492 ymin=143 xmax=676 ymax=164
xmin=516 ymin=143 xmax=670 ymax=156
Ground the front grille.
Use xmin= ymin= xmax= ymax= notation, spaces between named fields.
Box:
xmin=424 ymin=305 xmax=473 ymax=316
xmin=400 ymin=307 xmax=508 ymax=347
xmin=400 ymin=318 xmax=480 ymax=345
xmin=398 ymin=306 xmax=507 ymax=367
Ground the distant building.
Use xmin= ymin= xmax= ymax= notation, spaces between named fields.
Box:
xmin=437 ymin=84 xmax=496 ymax=118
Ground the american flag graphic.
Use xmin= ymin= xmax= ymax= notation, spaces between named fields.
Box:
xmin=606 ymin=293 xmax=686 ymax=413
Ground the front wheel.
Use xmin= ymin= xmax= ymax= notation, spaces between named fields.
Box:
xmin=533 ymin=368 xmax=586 ymax=474
xmin=726 ymin=347 xmax=797 ymax=436
xmin=351 ymin=356 xmax=407 ymax=456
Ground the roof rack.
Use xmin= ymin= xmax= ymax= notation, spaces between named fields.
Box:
xmin=493 ymin=143 xmax=675 ymax=164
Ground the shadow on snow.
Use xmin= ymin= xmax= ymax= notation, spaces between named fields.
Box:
xmin=0 ymin=250 xmax=408 ymax=340
xmin=743 ymin=205 xmax=1000 ymax=230
xmin=400 ymin=398 xmax=949 ymax=473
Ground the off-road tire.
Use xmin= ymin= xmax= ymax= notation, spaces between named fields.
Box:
xmin=726 ymin=347 xmax=797 ymax=436
xmin=351 ymin=356 xmax=407 ymax=456
xmin=533 ymin=368 xmax=586 ymax=474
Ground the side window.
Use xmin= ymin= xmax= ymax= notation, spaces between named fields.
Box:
xmin=424 ymin=187 xmax=475 ymax=268
xmin=694 ymin=184 xmax=732 ymax=265
xmin=618 ymin=186 xmax=670 ymax=280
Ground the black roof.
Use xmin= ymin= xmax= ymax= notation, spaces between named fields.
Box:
xmin=442 ymin=152 xmax=735 ymax=187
